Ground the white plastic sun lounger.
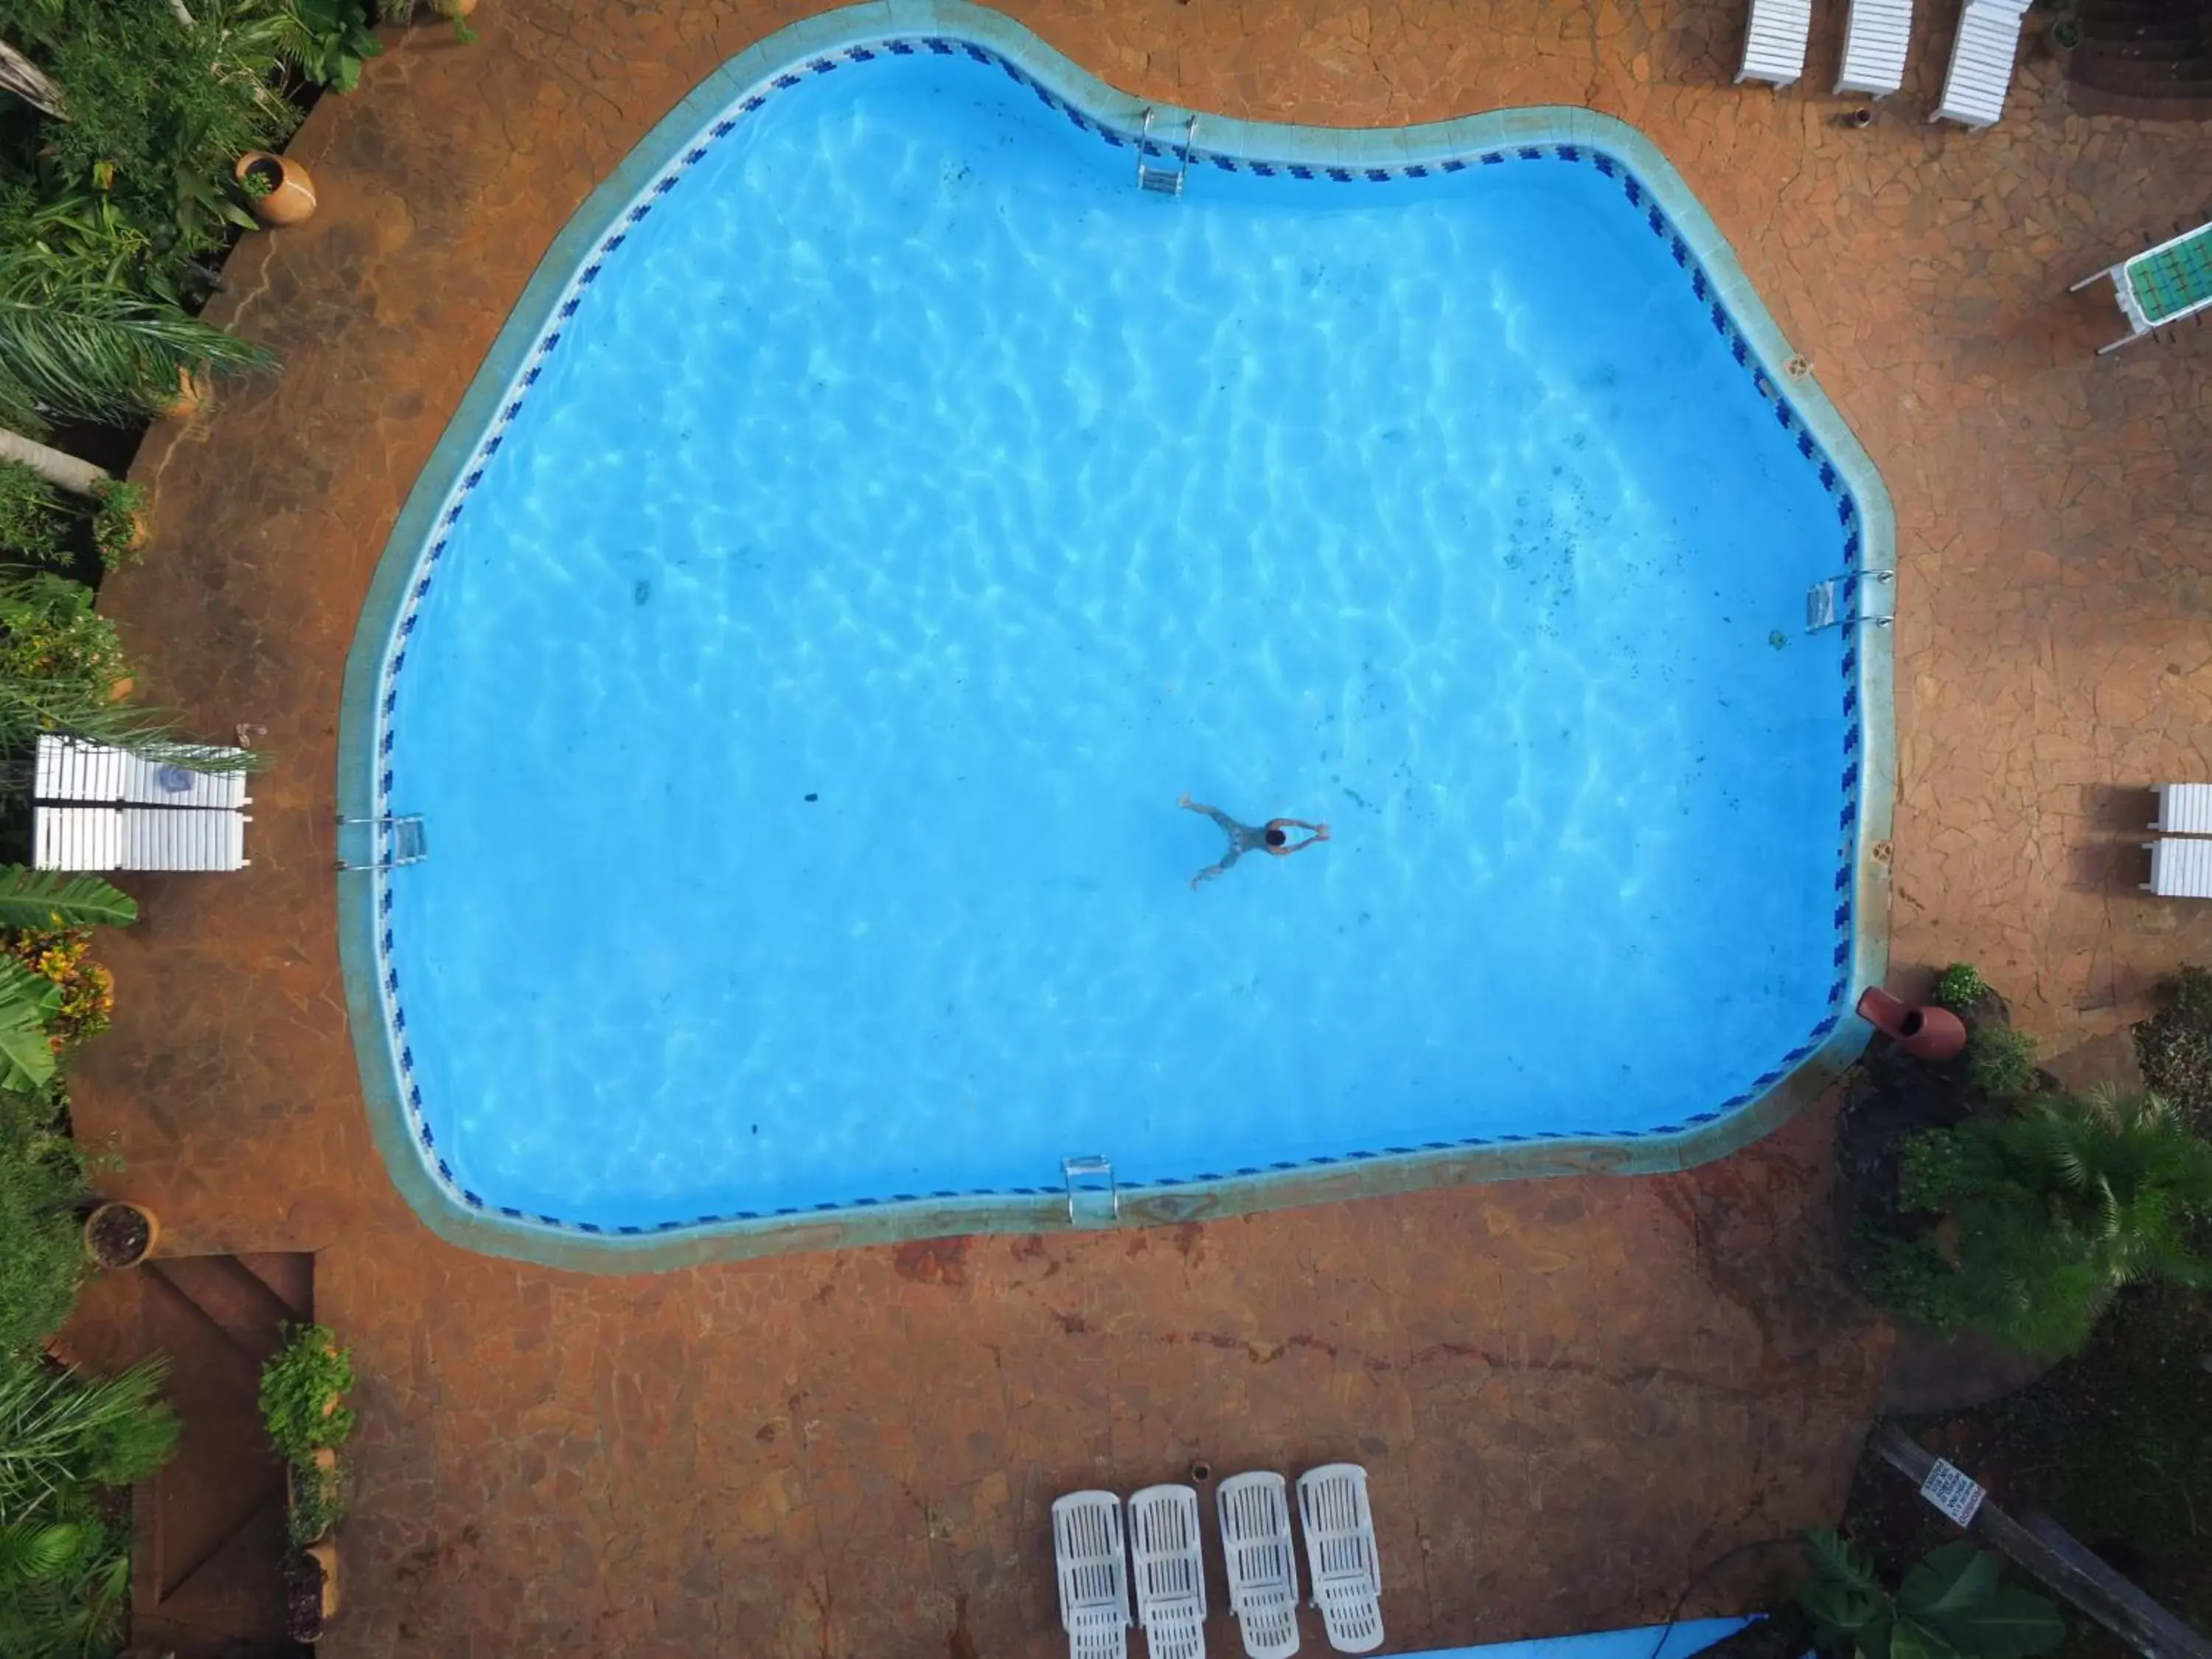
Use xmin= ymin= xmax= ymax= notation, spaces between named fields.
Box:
xmin=1296 ymin=1467 xmax=1383 ymax=1655
xmin=35 ymin=734 xmax=251 ymax=810
xmin=1930 ymin=0 xmax=2030 ymax=128
xmin=1128 ymin=1486 xmax=1208 ymax=1659
xmin=1218 ymin=1472 xmax=1301 ymax=1659
xmin=2146 ymin=838 xmax=2212 ymax=900
xmin=2151 ymin=785 xmax=2212 ymax=836
xmin=34 ymin=807 xmax=123 ymax=872
xmin=122 ymin=809 xmax=248 ymax=873
xmin=1054 ymin=1491 xmax=1133 ymax=1659
xmin=1736 ymin=0 xmax=1812 ymax=86
xmin=1836 ymin=0 xmax=1914 ymax=96
xmin=2071 ymin=221 xmax=2212 ymax=354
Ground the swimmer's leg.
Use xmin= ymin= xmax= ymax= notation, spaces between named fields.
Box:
xmin=1189 ymin=847 xmax=1241 ymax=890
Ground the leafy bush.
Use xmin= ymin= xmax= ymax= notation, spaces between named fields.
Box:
xmin=0 ymin=931 xmax=114 ymax=1054
xmin=0 ymin=463 xmax=69 ymax=568
xmin=1933 ymin=963 xmax=1990 ymax=1012
xmin=287 ymin=1454 xmax=346 ymax=1545
xmin=0 ymin=1515 xmax=131 ymax=1659
xmin=2138 ymin=967 xmax=2212 ymax=1136
xmin=259 ymin=1324 xmax=355 ymax=1464
xmin=1870 ymin=1089 xmax=2212 ymax=1355
xmin=86 ymin=479 xmax=143 ymax=570
xmin=1796 ymin=1527 xmax=2062 ymax=1659
xmin=0 ymin=1088 xmax=88 ymax=1360
xmin=276 ymin=0 xmax=383 ymax=93
xmin=1965 ymin=1024 xmax=2037 ymax=1100
xmin=0 ymin=1354 xmax=177 ymax=1519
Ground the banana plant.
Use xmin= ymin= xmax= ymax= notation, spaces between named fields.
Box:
xmin=1797 ymin=1528 xmax=2064 ymax=1659
xmin=0 ymin=872 xmax=136 ymax=932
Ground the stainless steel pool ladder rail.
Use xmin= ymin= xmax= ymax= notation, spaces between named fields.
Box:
xmin=1062 ymin=1155 xmax=1119 ymax=1225
xmin=334 ymin=813 xmax=428 ymax=871
xmin=1137 ymin=108 xmax=1197 ymax=196
xmin=1806 ymin=569 xmax=1893 ymax=633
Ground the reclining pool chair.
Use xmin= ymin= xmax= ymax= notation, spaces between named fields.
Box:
xmin=2070 ymin=220 xmax=2212 ymax=354
xmin=1836 ymin=0 xmax=1913 ymax=97
xmin=1736 ymin=0 xmax=1812 ymax=86
xmin=36 ymin=734 xmax=251 ymax=810
xmin=34 ymin=806 xmax=251 ymax=873
xmin=1128 ymin=1485 xmax=1208 ymax=1659
xmin=1218 ymin=1472 xmax=1301 ymax=1659
xmin=2151 ymin=784 xmax=2212 ymax=836
xmin=1930 ymin=0 xmax=2031 ymax=128
xmin=1053 ymin=1490 xmax=1133 ymax=1659
xmin=2145 ymin=838 xmax=2212 ymax=900
xmin=1295 ymin=1465 xmax=1383 ymax=1655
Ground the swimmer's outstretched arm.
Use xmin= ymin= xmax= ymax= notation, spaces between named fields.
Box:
xmin=1268 ymin=820 xmax=1331 ymax=855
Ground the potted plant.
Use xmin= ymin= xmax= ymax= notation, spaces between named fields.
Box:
xmin=288 ymin=1446 xmax=347 ymax=1545
xmin=260 ymin=1323 xmax=356 ymax=1464
xmin=2047 ymin=13 xmax=2081 ymax=53
xmin=234 ymin=151 xmax=318 ymax=227
xmin=88 ymin=480 xmax=150 ymax=568
xmin=159 ymin=365 xmax=212 ymax=420
xmin=287 ymin=1542 xmax=338 ymax=1642
xmin=82 ymin=1200 xmax=158 ymax=1269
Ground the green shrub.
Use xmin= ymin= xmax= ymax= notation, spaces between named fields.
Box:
xmin=86 ymin=479 xmax=143 ymax=571
xmin=0 ymin=464 xmax=70 ymax=568
xmin=286 ymin=1454 xmax=346 ymax=1545
xmin=0 ymin=1353 xmax=177 ymax=1520
xmin=0 ymin=1515 xmax=131 ymax=1658
xmin=258 ymin=1324 xmax=354 ymax=1464
xmin=1933 ymin=962 xmax=1990 ymax=1012
xmin=1796 ymin=1527 xmax=2062 ymax=1659
xmin=1965 ymin=1024 xmax=2037 ymax=1100
xmin=0 ymin=1088 xmax=89 ymax=1361
xmin=2138 ymin=967 xmax=2212 ymax=1136
xmin=1869 ymin=1089 xmax=2212 ymax=1355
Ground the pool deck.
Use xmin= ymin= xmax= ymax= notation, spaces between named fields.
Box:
xmin=64 ymin=0 xmax=2212 ymax=1654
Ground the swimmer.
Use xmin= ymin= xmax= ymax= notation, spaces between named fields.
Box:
xmin=1178 ymin=793 xmax=1329 ymax=890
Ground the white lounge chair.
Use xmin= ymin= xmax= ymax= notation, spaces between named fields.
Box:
xmin=35 ymin=734 xmax=251 ymax=810
xmin=2151 ymin=785 xmax=2212 ymax=837
xmin=2146 ymin=838 xmax=2212 ymax=899
xmin=1836 ymin=0 xmax=1914 ymax=96
xmin=1930 ymin=0 xmax=2030 ymax=128
xmin=34 ymin=807 xmax=122 ymax=873
xmin=1128 ymin=1485 xmax=1207 ymax=1659
xmin=121 ymin=808 xmax=248 ymax=872
xmin=1295 ymin=1467 xmax=1383 ymax=1655
xmin=1053 ymin=1491 xmax=1133 ymax=1659
xmin=1736 ymin=0 xmax=1812 ymax=86
xmin=1217 ymin=1472 xmax=1301 ymax=1659
xmin=2070 ymin=221 xmax=2212 ymax=355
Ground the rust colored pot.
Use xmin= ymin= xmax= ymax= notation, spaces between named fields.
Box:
xmin=236 ymin=151 xmax=317 ymax=226
xmin=434 ymin=0 xmax=479 ymax=15
xmin=1857 ymin=986 xmax=1969 ymax=1062
xmin=161 ymin=365 xmax=209 ymax=420
xmin=305 ymin=1540 xmax=339 ymax=1618
xmin=83 ymin=1201 xmax=159 ymax=1269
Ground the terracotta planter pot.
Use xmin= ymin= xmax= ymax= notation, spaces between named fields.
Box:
xmin=306 ymin=1540 xmax=339 ymax=1618
xmin=433 ymin=0 xmax=478 ymax=15
xmin=1857 ymin=986 xmax=1969 ymax=1063
xmin=235 ymin=151 xmax=317 ymax=227
xmin=83 ymin=1201 xmax=159 ymax=1269
xmin=105 ymin=675 xmax=135 ymax=704
xmin=121 ymin=509 xmax=152 ymax=554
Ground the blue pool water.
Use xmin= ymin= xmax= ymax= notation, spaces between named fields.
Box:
xmin=382 ymin=53 xmax=1857 ymax=1229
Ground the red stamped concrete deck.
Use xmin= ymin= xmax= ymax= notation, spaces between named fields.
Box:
xmin=66 ymin=0 xmax=2212 ymax=1653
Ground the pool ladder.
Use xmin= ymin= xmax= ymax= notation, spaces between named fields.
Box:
xmin=1062 ymin=1155 xmax=1119 ymax=1225
xmin=334 ymin=813 xmax=429 ymax=871
xmin=1137 ymin=109 xmax=1196 ymax=196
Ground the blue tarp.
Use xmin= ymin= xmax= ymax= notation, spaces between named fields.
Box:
xmin=1408 ymin=1615 xmax=1752 ymax=1659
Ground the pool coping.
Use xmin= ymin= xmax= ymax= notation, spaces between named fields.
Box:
xmin=335 ymin=0 xmax=1896 ymax=1273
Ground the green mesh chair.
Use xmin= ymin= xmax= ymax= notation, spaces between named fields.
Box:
xmin=2071 ymin=219 xmax=2212 ymax=354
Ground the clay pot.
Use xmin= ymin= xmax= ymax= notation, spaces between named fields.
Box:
xmin=105 ymin=675 xmax=134 ymax=704
xmin=432 ymin=0 xmax=478 ymax=15
xmin=121 ymin=509 xmax=152 ymax=554
xmin=1857 ymin=986 xmax=1969 ymax=1063
xmin=306 ymin=1540 xmax=339 ymax=1618
xmin=235 ymin=151 xmax=317 ymax=227
xmin=83 ymin=1201 xmax=159 ymax=1270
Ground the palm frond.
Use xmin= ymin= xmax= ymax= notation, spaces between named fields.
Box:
xmin=0 ymin=870 xmax=136 ymax=931
xmin=0 ymin=279 xmax=276 ymax=427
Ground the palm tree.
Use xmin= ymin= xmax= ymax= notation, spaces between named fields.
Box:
xmin=1893 ymin=1088 xmax=2212 ymax=1354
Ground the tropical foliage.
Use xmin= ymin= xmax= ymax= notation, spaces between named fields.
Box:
xmin=0 ymin=1085 xmax=86 ymax=1359
xmin=1796 ymin=1528 xmax=2063 ymax=1659
xmin=1866 ymin=1088 xmax=2212 ymax=1355
xmin=1933 ymin=962 xmax=1989 ymax=1013
xmin=0 ymin=1354 xmax=177 ymax=1659
xmin=260 ymin=1324 xmax=355 ymax=1464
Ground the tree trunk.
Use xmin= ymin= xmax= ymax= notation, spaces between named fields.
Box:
xmin=0 ymin=38 xmax=64 ymax=119
xmin=0 ymin=427 xmax=108 ymax=496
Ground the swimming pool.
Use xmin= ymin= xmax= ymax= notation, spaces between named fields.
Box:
xmin=339 ymin=3 xmax=1893 ymax=1267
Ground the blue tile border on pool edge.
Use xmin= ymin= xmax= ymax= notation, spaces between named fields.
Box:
xmin=335 ymin=0 xmax=1896 ymax=1271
